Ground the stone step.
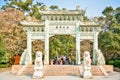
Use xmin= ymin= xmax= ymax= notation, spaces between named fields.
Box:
xmin=12 ymin=65 xmax=113 ymax=76
xmin=44 ymin=65 xmax=80 ymax=76
xmin=44 ymin=65 xmax=105 ymax=76
xmin=91 ymin=66 xmax=104 ymax=76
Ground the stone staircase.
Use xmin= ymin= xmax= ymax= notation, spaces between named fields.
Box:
xmin=44 ymin=65 xmax=80 ymax=76
xmin=91 ymin=66 xmax=104 ymax=76
xmin=44 ymin=65 xmax=107 ymax=76
xmin=12 ymin=65 xmax=113 ymax=76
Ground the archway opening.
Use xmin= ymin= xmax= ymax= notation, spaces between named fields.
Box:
xmin=49 ymin=35 xmax=76 ymax=65
xmin=32 ymin=40 xmax=44 ymax=64
xmin=80 ymin=40 xmax=93 ymax=64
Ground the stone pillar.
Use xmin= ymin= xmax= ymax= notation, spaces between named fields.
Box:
xmin=93 ymin=30 xmax=98 ymax=64
xmin=76 ymin=22 xmax=81 ymax=65
xmin=44 ymin=20 xmax=49 ymax=65
xmin=26 ymin=32 xmax=32 ymax=65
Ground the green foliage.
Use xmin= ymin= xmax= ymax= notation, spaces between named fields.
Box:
xmin=29 ymin=4 xmax=42 ymax=19
xmin=49 ymin=5 xmax=59 ymax=10
xmin=102 ymin=6 xmax=120 ymax=24
xmin=102 ymin=6 xmax=114 ymax=16
xmin=114 ymin=60 xmax=120 ymax=67
xmin=2 ymin=0 xmax=44 ymax=19
xmin=49 ymin=35 xmax=75 ymax=59
xmin=70 ymin=55 xmax=75 ymax=62
xmin=102 ymin=6 xmax=114 ymax=21
xmin=62 ymin=8 xmax=67 ymax=10
xmin=107 ymin=60 xmax=120 ymax=68
xmin=107 ymin=60 xmax=114 ymax=65
xmin=0 ymin=35 xmax=9 ymax=64
xmin=115 ymin=7 xmax=120 ymax=23
xmin=33 ymin=12 xmax=41 ymax=19
xmin=83 ymin=16 xmax=89 ymax=21
xmin=0 ymin=63 xmax=9 ymax=68
xmin=99 ymin=6 xmax=120 ymax=60
xmin=10 ymin=0 xmax=32 ymax=11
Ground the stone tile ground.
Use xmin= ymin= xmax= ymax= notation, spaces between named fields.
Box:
xmin=0 ymin=71 xmax=120 ymax=80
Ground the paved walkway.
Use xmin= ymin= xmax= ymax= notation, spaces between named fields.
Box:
xmin=0 ymin=71 xmax=120 ymax=80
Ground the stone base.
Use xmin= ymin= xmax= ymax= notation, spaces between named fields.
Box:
xmin=33 ymin=75 xmax=44 ymax=79
xmin=103 ymin=65 xmax=113 ymax=73
xmin=32 ymin=78 xmax=44 ymax=80
xmin=83 ymin=72 xmax=92 ymax=78
xmin=12 ymin=65 xmax=113 ymax=76
xmin=33 ymin=71 xmax=44 ymax=79
xmin=12 ymin=65 xmax=34 ymax=75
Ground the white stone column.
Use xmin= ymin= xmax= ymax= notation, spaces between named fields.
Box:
xmin=27 ymin=32 xmax=32 ymax=65
xmin=44 ymin=20 xmax=49 ymax=65
xmin=76 ymin=22 xmax=81 ymax=65
xmin=93 ymin=30 xmax=98 ymax=64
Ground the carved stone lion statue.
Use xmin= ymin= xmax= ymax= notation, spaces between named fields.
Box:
xmin=33 ymin=51 xmax=44 ymax=79
xmin=20 ymin=49 xmax=27 ymax=65
xmin=83 ymin=51 xmax=92 ymax=78
xmin=83 ymin=51 xmax=91 ymax=67
xmin=96 ymin=49 xmax=105 ymax=65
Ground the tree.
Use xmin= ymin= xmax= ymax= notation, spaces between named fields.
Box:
xmin=83 ymin=16 xmax=89 ymax=21
xmin=49 ymin=35 xmax=75 ymax=59
xmin=2 ymin=0 xmax=43 ymax=19
xmin=49 ymin=5 xmax=59 ymax=10
xmin=62 ymin=8 xmax=67 ymax=10
xmin=115 ymin=7 xmax=120 ymax=23
xmin=102 ymin=6 xmax=114 ymax=20
xmin=9 ymin=0 xmax=32 ymax=11
xmin=99 ymin=18 xmax=120 ymax=60
xmin=102 ymin=6 xmax=114 ymax=16
xmin=115 ymin=7 xmax=120 ymax=14
xmin=0 ymin=35 xmax=9 ymax=64
xmin=0 ymin=8 xmax=26 ymax=56
xmin=99 ymin=6 xmax=120 ymax=60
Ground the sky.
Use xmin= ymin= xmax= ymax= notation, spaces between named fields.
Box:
xmin=0 ymin=0 xmax=120 ymax=18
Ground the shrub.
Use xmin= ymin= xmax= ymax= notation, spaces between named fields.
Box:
xmin=114 ymin=60 xmax=120 ymax=68
xmin=107 ymin=60 xmax=114 ymax=65
xmin=0 ymin=35 xmax=9 ymax=65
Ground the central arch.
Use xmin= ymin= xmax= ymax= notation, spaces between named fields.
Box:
xmin=32 ymin=40 xmax=44 ymax=64
xmin=80 ymin=40 xmax=93 ymax=64
xmin=49 ymin=35 xmax=76 ymax=65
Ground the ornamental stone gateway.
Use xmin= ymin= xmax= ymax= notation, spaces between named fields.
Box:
xmin=11 ymin=6 xmax=114 ymax=79
xmin=20 ymin=6 xmax=101 ymax=65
